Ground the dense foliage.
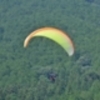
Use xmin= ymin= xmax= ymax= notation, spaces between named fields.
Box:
xmin=0 ymin=0 xmax=100 ymax=100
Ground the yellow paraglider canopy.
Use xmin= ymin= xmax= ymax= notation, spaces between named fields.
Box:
xmin=24 ymin=27 xmax=74 ymax=56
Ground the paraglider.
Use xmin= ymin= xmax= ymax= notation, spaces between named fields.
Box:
xmin=47 ymin=73 xmax=57 ymax=82
xmin=24 ymin=27 xmax=74 ymax=56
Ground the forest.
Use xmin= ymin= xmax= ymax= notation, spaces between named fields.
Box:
xmin=0 ymin=0 xmax=100 ymax=100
